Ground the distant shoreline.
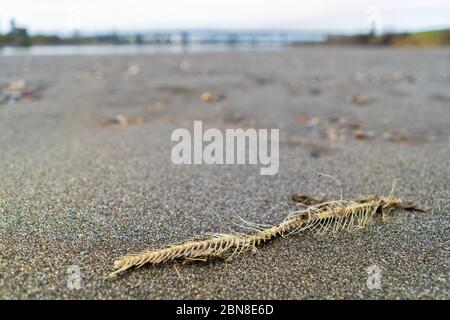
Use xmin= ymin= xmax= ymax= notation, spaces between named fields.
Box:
xmin=2 ymin=29 xmax=448 ymax=48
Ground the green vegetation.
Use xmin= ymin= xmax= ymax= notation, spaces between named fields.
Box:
xmin=326 ymin=29 xmax=450 ymax=47
xmin=387 ymin=29 xmax=450 ymax=46
xmin=30 ymin=34 xmax=62 ymax=45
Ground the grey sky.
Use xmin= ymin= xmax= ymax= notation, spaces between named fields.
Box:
xmin=1 ymin=0 xmax=449 ymax=34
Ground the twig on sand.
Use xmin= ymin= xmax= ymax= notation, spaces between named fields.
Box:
xmin=173 ymin=264 xmax=181 ymax=278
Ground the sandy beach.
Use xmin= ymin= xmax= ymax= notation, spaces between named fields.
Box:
xmin=0 ymin=46 xmax=448 ymax=299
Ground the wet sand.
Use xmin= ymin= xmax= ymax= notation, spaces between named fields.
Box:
xmin=0 ymin=46 xmax=448 ymax=299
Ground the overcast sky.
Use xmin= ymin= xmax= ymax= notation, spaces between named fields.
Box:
xmin=1 ymin=0 xmax=449 ymax=34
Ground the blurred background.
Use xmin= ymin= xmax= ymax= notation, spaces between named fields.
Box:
xmin=1 ymin=0 xmax=449 ymax=51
